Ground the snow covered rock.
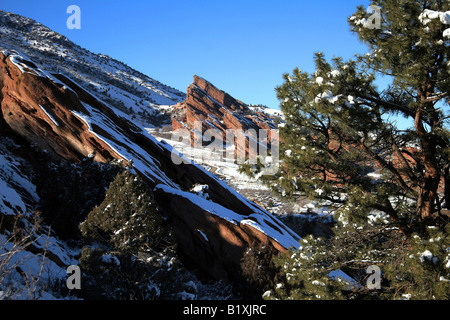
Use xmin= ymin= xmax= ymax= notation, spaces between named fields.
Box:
xmin=170 ymin=75 xmax=280 ymax=150
xmin=0 ymin=50 xmax=300 ymax=284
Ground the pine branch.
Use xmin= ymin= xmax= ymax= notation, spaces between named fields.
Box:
xmin=358 ymin=139 xmax=414 ymax=195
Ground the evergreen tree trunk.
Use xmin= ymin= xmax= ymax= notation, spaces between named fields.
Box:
xmin=415 ymin=93 xmax=441 ymax=223
xmin=444 ymin=165 xmax=450 ymax=210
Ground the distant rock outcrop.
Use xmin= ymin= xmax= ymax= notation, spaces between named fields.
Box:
xmin=171 ymin=75 xmax=279 ymax=144
xmin=0 ymin=50 xmax=300 ymax=282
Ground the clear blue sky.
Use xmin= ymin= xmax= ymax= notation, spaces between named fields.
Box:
xmin=1 ymin=0 xmax=372 ymax=109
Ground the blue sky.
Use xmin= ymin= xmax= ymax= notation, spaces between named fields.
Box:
xmin=1 ymin=0 xmax=373 ymax=109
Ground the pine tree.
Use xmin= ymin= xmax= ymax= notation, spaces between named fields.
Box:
xmin=259 ymin=0 xmax=450 ymax=300
xmin=270 ymin=0 xmax=450 ymax=233
xmin=382 ymin=224 xmax=450 ymax=299
xmin=266 ymin=222 xmax=450 ymax=300
xmin=80 ymin=170 xmax=172 ymax=254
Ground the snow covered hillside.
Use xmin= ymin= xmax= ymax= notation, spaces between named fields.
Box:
xmin=0 ymin=135 xmax=77 ymax=299
xmin=0 ymin=10 xmax=185 ymax=128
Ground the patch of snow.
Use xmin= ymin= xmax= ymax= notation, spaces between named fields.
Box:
xmin=0 ymin=148 xmax=38 ymax=217
xmin=192 ymin=184 xmax=210 ymax=200
xmin=315 ymin=90 xmax=341 ymax=104
xmin=39 ymin=105 xmax=59 ymax=127
xmin=330 ymin=70 xmax=340 ymax=78
xmin=444 ymin=28 xmax=450 ymax=39
xmin=419 ymin=9 xmax=450 ymax=25
xmin=328 ymin=269 xmax=358 ymax=287
xmin=197 ymin=230 xmax=209 ymax=242
xmin=154 ymin=184 xmax=300 ymax=250
xmin=419 ymin=250 xmax=438 ymax=264
xmin=311 ymin=280 xmax=326 ymax=286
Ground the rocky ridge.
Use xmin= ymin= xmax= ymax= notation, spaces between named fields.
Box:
xmin=0 ymin=49 xmax=300 ymax=293
xmin=170 ymin=75 xmax=280 ymax=141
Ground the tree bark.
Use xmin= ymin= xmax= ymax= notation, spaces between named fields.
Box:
xmin=414 ymin=93 xmax=441 ymax=222
xmin=444 ymin=165 xmax=450 ymax=209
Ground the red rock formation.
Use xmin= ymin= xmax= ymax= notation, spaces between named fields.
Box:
xmin=173 ymin=76 xmax=278 ymax=138
xmin=0 ymin=51 xmax=120 ymax=164
xmin=170 ymin=75 xmax=280 ymax=164
xmin=193 ymin=75 xmax=247 ymax=112
xmin=0 ymin=50 xmax=300 ymax=282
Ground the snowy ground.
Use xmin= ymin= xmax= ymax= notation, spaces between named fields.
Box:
xmin=0 ymin=137 xmax=78 ymax=300
xmin=147 ymin=128 xmax=334 ymax=222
